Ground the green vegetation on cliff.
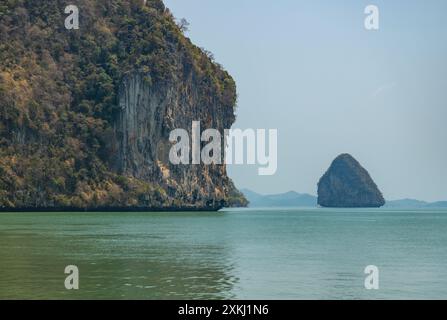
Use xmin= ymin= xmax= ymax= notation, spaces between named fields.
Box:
xmin=0 ymin=0 xmax=245 ymax=209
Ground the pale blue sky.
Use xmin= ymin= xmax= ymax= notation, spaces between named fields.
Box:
xmin=164 ymin=0 xmax=447 ymax=201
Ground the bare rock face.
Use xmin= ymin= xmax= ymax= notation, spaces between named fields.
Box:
xmin=111 ymin=71 xmax=241 ymax=210
xmin=317 ymin=154 xmax=385 ymax=208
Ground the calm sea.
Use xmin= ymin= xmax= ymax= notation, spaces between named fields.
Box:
xmin=0 ymin=208 xmax=446 ymax=299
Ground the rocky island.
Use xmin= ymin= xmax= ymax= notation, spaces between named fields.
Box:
xmin=317 ymin=154 xmax=385 ymax=208
xmin=0 ymin=0 xmax=246 ymax=211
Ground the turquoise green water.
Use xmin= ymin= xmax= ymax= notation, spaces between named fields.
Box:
xmin=0 ymin=208 xmax=446 ymax=299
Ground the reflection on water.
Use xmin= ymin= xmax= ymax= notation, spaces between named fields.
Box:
xmin=0 ymin=212 xmax=237 ymax=299
xmin=1 ymin=208 xmax=447 ymax=299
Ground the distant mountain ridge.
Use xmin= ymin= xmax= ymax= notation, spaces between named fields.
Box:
xmin=241 ymin=189 xmax=317 ymax=208
xmin=385 ymin=199 xmax=447 ymax=208
xmin=241 ymin=189 xmax=447 ymax=209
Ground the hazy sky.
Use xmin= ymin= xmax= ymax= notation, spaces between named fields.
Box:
xmin=164 ymin=0 xmax=447 ymax=201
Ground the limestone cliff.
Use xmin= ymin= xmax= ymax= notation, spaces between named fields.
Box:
xmin=317 ymin=154 xmax=385 ymax=208
xmin=0 ymin=0 xmax=247 ymax=210
xmin=111 ymin=71 xmax=240 ymax=209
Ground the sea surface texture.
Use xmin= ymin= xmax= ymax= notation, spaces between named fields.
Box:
xmin=0 ymin=208 xmax=446 ymax=299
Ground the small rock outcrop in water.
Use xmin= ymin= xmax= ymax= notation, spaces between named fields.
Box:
xmin=317 ymin=154 xmax=385 ymax=208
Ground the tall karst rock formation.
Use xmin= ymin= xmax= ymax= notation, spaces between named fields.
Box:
xmin=0 ymin=0 xmax=246 ymax=210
